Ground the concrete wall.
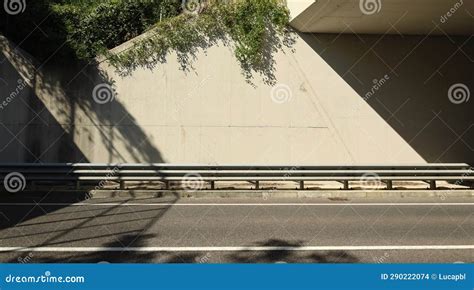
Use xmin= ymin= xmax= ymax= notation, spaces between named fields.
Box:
xmin=0 ymin=33 xmax=472 ymax=164
xmin=300 ymin=34 xmax=473 ymax=164
xmin=0 ymin=37 xmax=86 ymax=162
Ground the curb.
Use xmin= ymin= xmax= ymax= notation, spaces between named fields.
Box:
xmin=90 ymin=190 xmax=474 ymax=199
xmin=2 ymin=189 xmax=473 ymax=199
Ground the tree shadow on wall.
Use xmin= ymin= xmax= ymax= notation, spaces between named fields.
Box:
xmin=0 ymin=0 xmax=297 ymax=86
xmin=96 ymin=8 xmax=296 ymax=86
xmin=0 ymin=0 xmax=296 ymax=163
xmin=1 ymin=2 xmax=165 ymax=163
xmin=109 ymin=22 xmax=296 ymax=86
xmin=0 ymin=1 xmax=169 ymax=240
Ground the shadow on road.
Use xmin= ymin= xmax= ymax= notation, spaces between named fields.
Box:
xmin=229 ymin=239 xmax=359 ymax=263
xmin=0 ymin=193 xmax=180 ymax=264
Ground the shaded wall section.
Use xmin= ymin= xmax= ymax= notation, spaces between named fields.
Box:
xmin=0 ymin=35 xmax=164 ymax=163
xmin=0 ymin=40 xmax=85 ymax=163
xmin=300 ymin=34 xmax=473 ymax=163
xmin=1 ymin=32 xmax=471 ymax=164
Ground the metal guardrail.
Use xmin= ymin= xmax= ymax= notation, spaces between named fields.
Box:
xmin=0 ymin=163 xmax=473 ymax=191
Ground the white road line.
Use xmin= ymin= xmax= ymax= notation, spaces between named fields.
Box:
xmin=0 ymin=245 xmax=473 ymax=252
xmin=0 ymin=202 xmax=473 ymax=206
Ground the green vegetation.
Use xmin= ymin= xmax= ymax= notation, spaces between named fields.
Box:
xmin=108 ymin=0 xmax=293 ymax=83
xmin=1 ymin=0 xmax=293 ymax=82
xmin=51 ymin=0 xmax=181 ymax=59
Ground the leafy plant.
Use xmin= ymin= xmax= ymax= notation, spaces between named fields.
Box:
xmin=1 ymin=0 xmax=293 ymax=83
xmin=107 ymin=0 xmax=294 ymax=84
xmin=51 ymin=0 xmax=181 ymax=59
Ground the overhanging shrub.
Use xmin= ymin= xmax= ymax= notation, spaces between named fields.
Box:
xmin=52 ymin=0 xmax=181 ymax=59
xmin=107 ymin=0 xmax=294 ymax=84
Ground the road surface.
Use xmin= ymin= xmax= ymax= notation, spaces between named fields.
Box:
xmin=0 ymin=195 xmax=472 ymax=263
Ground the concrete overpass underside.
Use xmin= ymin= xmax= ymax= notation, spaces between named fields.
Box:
xmin=289 ymin=0 xmax=473 ymax=35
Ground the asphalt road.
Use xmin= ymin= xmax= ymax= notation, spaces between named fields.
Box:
xmin=0 ymin=195 xmax=472 ymax=263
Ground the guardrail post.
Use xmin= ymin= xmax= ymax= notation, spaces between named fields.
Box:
xmin=299 ymin=181 xmax=305 ymax=190
xmin=385 ymin=180 xmax=393 ymax=190
xmin=164 ymin=180 xmax=170 ymax=190
xmin=430 ymin=180 xmax=437 ymax=190
xmin=343 ymin=180 xmax=350 ymax=190
xmin=210 ymin=181 xmax=215 ymax=190
xmin=119 ymin=181 xmax=125 ymax=190
xmin=255 ymin=181 xmax=260 ymax=190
